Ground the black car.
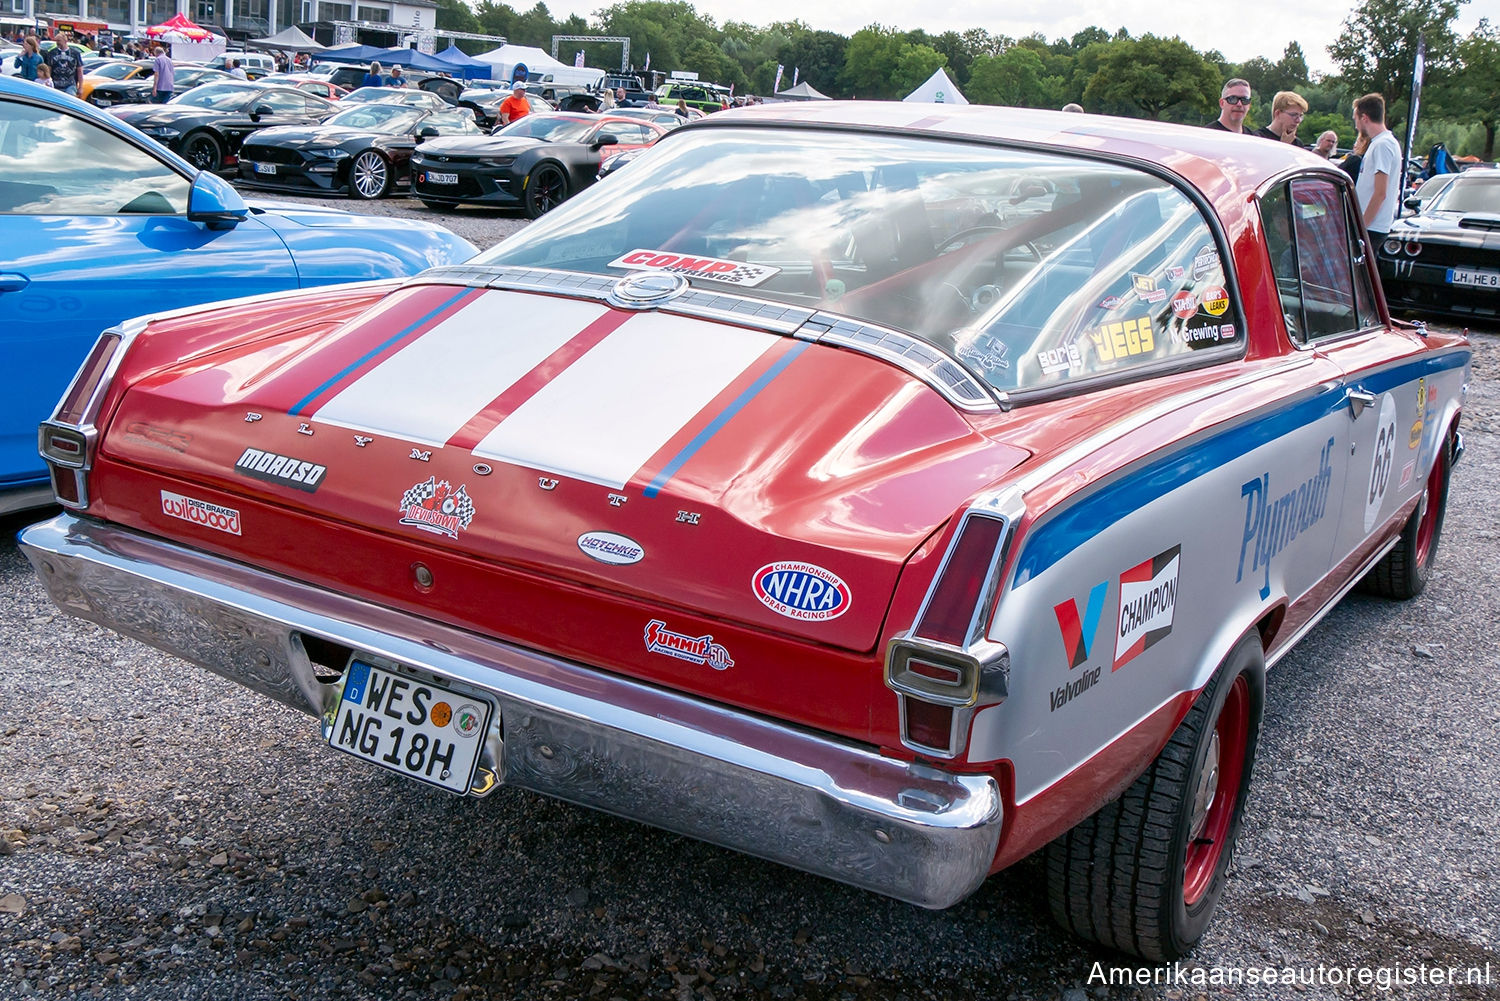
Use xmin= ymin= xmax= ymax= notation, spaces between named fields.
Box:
xmin=408 ymin=112 xmax=663 ymax=217
xmin=1378 ymin=169 xmax=1500 ymax=322
xmin=90 ymin=66 xmax=235 ymax=108
xmin=237 ymin=103 xmax=481 ymax=199
xmin=455 ymin=84 xmax=553 ymax=131
xmin=112 ymin=82 xmax=340 ymax=172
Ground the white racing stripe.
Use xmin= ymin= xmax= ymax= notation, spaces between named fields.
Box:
xmin=313 ymin=295 xmax=610 ymax=446
xmin=474 ymin=312 xmax=780 ymax=489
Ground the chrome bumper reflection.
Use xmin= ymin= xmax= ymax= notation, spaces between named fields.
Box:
xmin=20 ymin=513 xmax=1002 ymax=909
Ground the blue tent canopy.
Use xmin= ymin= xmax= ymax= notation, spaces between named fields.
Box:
xmin=313 ymin=44 xmax=458 ymax=75
xmin=312 ymin=43 xmax=386 ymax=65
xmin=431 ymin=44 xmax=492 ymax=80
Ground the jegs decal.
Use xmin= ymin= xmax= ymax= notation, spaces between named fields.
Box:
xmin=1087 ymin=316 xmax=1155 ymax=363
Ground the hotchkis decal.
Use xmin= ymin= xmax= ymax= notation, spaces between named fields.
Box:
xmin=161 ymin=490 xmax=241 ymax=536
xmin=1054 ymin=580 xmax=1108 ymax=669
xmin=609 ymin=249 xmax=781 ymax=288
xmin=644 ymin=619 xmax=734 ymax=670
xmin=234 ymin=447 xmax=326 ymax=493
xmin=1192 ymin=246 xmax=1220 ymax=280
xmin=1115 ymin=545 xmax=1181 ymax=669
xmin=1237 ymin=437 xmax=1335 ymax=600
xmin=398 ymin=477 xmax=475 ymax=539
xmin=1087 ymin=317 xmax=1155 ymax=363
xmin=752 ymin=562 xmax=850 ymax=622
xmin=1201 ymin=286 xmax=1230 ymax=316
xmin=1038 ymin=344 xmax=1083 ymax=376
xmin=578 ymin=531 xmax=644 ymax=565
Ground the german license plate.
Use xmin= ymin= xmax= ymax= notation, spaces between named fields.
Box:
xmin=1447 ymin=268 xmax=1500 ymax=289
xmin=327 ymin=660 xmax=491 ymax=794
xmin=425 ymin=170 xmax=458 ymax=184
xmin=254 ymin=161 xmax=276 ymax=174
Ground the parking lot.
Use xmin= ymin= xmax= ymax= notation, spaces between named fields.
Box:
xmin=1 ymin=192 xmax=1497 ymax=1000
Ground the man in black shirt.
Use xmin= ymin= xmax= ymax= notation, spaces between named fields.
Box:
xmin=1255 ymin=91 xmax=1308 ymax=145
xmin=1205 ymin=78 xmax=1251 ymax=133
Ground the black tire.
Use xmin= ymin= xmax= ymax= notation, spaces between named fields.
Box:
xmin=348 ymin=150 xmax=390 ymax=200
xmin=523 ymin=163 xmax=568 ymax=219
xmin=1046 ymin=635 xmax=1265 ymax=961
xmin=182 ymin=132 xmax=223 ymax=172
xmin=1362 ymin=427 xmax=1453 ymax=599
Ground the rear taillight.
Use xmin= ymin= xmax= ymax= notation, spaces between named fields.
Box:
xmin=39 ymin=328 xmax=132 ymax=511
xmin=55 ymin=333 xmax=121 ymax=426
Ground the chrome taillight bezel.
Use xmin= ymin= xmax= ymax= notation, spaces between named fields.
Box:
xmin=38 ymin=323 xmax=143 ymax=511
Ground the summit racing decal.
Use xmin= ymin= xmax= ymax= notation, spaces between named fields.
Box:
xmin=752 ymin=562 xmax=850 ymax=622
xmin=1237 ymin=437 xmax=1335 ymax=600
xmin=1115 ymin=545 xmax=1180 ymax=669
xmin=234 ymin=447 xmax=327 ymax=493
xmin=398 ymin=477 xmax=475 ymax=539
xmin=1054 ymin=580 xmax=1108 ymax=669
xmin=161 ymin=490 xmax=241 ymax=536
xmin=644 ymin=619 xmax=734 ymax=670
xmin=609 ymin=249 xmax=781 ymax=288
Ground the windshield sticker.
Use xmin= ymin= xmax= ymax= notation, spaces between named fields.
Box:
xmin=1192 ymin=247 xmax=1220 ymax=280
xmin=610 ymin=250 xmax=781 ymax=288
xmin=1170 ymin=290 xmax=1199 ymax=319
xmin=1038 ymin=344 xmax=1084 ymax=376
xmin=1130 ymin=273 xmax=1167 ymax=304
xmin=957 ymin=340 xmax=1011 ymax=370
xmin=1172 ymin=322 xmax=1235 ymax=348
xmin=1087 ymin=316 xmax=1156 ymax=363
xmin=1098 ymin=295 xmax=1124 ymax=310
xmin=1202 ymin=286 xmax=1231 ymax=316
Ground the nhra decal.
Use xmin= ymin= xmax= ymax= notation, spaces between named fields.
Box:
xmin=1191 ymin=246 xmax=1220 ymax=280
xmin=1038 ymin=343 xmax=1083 ymax=376
xmin=1130 ymin=273 xmax=1167 ymax=304
xmin=609 ymin=249 xmax=781 ymax=288
xmin=752 ymin=562 xmax=850 ymax=622
xmin=161 ymin=490 xmax=241 ymax=536
xmin=234 ymin=447 xmax=327 ymax=493
xmin=644 ymin=619 xmax=734 ymax=670
xmin=1201 ymin=286 xmax=1231 ymax=316
xmin=1237 ymin=437 xmax=1335 ymax=600
xmin=1053 ymin=580 xmax=1108 ymax=669
xmin=398 ymin=477 xmax=475 ymax=539
xmin=577 ymin=531 xmax=644 ymax=565
xmin=1115 ymin=545 xmax=1180 ymax=669
xmin=1087 ymin=316 xmax=1155 ymax=363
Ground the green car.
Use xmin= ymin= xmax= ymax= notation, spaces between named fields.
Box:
xmin=653 ymin=81 xmax=728 ymax=113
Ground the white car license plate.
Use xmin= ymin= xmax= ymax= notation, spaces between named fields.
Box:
xmin=425 ymin=170 xmax=458 ymax=184
xmin=327 ymin=660 xmax=492 ymax=794
xmin=1447 ymin=268 xmax=1500 ymax=289
xmin=254 ymin=162 xmax=276 ymax=174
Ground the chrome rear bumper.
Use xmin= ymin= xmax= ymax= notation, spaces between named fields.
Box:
xmin=20 ymin=513 xmax=1003 ymax=909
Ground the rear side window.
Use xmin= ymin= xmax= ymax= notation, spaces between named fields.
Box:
xmin=1262 ymin=177 xmax=1380 ymax=342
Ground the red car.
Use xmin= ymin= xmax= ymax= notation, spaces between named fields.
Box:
xmin=23 ymin=103 xmax=1469 ymax=961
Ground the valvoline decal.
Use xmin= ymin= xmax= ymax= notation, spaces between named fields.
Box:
xmin=752 ymin=562 xmax=851 ymax=622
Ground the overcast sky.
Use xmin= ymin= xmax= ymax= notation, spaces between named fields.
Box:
xmin=542 ymin=1 xmax=1489 ymax=77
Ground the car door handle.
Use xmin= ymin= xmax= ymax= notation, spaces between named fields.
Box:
xmin=0 ymin=272 xmax=30 ymax=293
xmin=1347 ymin=388 xmax=1377 ymax=418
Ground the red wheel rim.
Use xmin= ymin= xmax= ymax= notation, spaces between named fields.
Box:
xmin=1183 ymin=675 xmax=1249 ymax=907
xmin=1415 ymin=446 xmax=1446 ymax=567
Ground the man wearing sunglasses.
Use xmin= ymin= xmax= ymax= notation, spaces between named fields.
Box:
xmin=1256 ymin=91 xmax=1308 ymax=144
xmin=1206 ymin=78 xmax=1251 ymax=133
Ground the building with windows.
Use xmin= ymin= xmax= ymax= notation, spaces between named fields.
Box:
xmin=6 ymin=0 xmax=435 ymax=45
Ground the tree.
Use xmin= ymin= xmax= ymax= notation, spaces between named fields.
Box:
xmin=841 ymin=25 xmax=904 ymax=98
xmin=1081 ymin=35 xmax=1219 ymax=121
xmin=778 ymin=29 xmax=846 ymax=96
xmin=968 ymin=46 xmax=1048 ymax=108
xmin=1431 ymin=19 xmax=1500 ymax=159
xmin=434 ymin=0 xmax=480 ymax=37
xmin=891 ymin=44 xmax=947 ymax=97
xmin=1328 ymin=0 xmax=1466 ymax=133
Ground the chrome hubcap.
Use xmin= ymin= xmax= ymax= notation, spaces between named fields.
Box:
xmin=354 ymin=154 xmax=386 ymax=197
xmin=1189 ymin=729 xmax=1221 ymax=841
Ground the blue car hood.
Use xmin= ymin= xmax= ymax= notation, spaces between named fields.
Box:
xmin=245 ymin=201 xmax=477 ymax=280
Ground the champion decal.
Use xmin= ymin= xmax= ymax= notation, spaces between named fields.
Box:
xmin=1114 ymin=545 xmax=1180 ymax=669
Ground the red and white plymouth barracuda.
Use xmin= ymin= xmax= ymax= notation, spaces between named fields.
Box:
xmin=22 ymin=103 xmax=1469 ymax=961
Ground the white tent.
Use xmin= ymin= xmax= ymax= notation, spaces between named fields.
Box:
xmin=903 ymin=67 xmax=967 ymax=105
xmin=474 ymin=44 xmax=569 ymax=83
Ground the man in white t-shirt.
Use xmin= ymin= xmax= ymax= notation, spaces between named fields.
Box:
xmin=1353 ymin=92 xmax=1402 ymax=243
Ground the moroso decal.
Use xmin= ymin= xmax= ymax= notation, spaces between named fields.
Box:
xmin=1237 ymin=437 xmax=1335 ymax=600
xmin=644 ymin=619 xmax=734 ymax=670
xmin=610 ymin=249 xmax=781 ymax=288
xmin=398 ymin=477 xmax=475 ymax=539
xmin=1053 ymin=580 xmax=1108 ymax=669
xmin=161 ymin=490 xmax=241 ymax=536
xmin=235 ymin=447 xmax=326 ymax=493
xmin=1115 ymin=545 xmax=1180 ymax=669
xmin=1087 ymin=316 xmax=1155 ymax=363
xmin=752 ymin=562 xmax=850 ymax=621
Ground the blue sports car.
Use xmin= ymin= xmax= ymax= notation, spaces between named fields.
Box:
xmin=0 ymin=77 xmax=477 ymax=514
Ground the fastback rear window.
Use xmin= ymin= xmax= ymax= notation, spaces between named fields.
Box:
xmin=476 ymin=128 xmax=1239 ymax=393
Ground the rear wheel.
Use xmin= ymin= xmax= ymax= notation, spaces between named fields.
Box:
xmin=348 ymin=150 xmax=390 ymax=199
xmin=1046 ymin=635 xmax=1264 ymax=961
xmin=182 ymin=132 xmax=223 ymax=172
xmin=1363 ymin=427 xmax=1453 ymax=599
xmin=523 ymin=163 xmax=568 ymax=218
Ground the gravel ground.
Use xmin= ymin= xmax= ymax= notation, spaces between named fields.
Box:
xmin=1 ymin=192 xmax=1496 ymax=999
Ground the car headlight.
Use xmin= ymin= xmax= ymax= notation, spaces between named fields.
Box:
xmin=1382 ymin=236 xmax=1404 ymax=256
xmin=476 ymin=156 xmax=514 ymax=167
xmin=1404 ymin=240 xmax=1422 ymax=257
xmin=140 ymin=126 xmax=181 ymax=139
xmin=306 ymin=147 xmax=350 ymax=159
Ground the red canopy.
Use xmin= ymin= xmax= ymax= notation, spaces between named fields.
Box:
xmin=144 ymin=13 xmax=218 ymax=41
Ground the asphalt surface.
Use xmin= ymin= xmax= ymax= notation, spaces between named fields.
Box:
xmin=1 ymin=193 xmax=1497 ymax=999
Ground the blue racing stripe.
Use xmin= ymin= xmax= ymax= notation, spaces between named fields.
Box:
xmin=290 ymin=287 xmax=475 ymax=416
xmin=643 ymin=340 xmax=812 ymax=499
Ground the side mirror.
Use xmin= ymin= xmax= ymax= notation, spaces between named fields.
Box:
xmin=591 ymin=133 xmax=618 ymax=149
xmin=251 ymin=104 xmax=272 ymax=119
xmin=1404 ymin=196 xmax=1422 ymax=211
xmin=186 ymin=171 xmax=249 ymax=230
xmin=417 ymin=126 xmax=438 ymax=139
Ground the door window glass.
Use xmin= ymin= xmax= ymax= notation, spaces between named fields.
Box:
xmin=1288 ymin=178 xmax=1361 ymax=339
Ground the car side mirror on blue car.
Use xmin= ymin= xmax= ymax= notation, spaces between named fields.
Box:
xmin=187 ymin=171 xmax=249 ymax=230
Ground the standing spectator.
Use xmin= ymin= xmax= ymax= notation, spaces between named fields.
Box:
xmin=1314 ymin=130 xmax=1339 ymax=158
xmin=362 ymin=61 xmax=383 ymax=88
xmin=12 ymin=35 xmax=42 ymax=81
xmin=387 ymin=66 xmax=407 ymax=88
xmin=615 ymin=86 xmax=627 ymax=107
xmin=34 ymin=63 xmax=53 ymax=88
xmin=1255 ymin=91 xmax=1307 ymax=144
xmin=1353 ymin=93 xmax=1401 ymax=244
xmin=151 ymin=45 xmax=174 ymax=103
xmin=498 ymin=83 xmax=529 ymax=126
xmin=228 ymin=58 xmax=248 ymax=80
xmin=1205 ymin=78 xmax=1251 ymax=133
xmin=674 ymin=98 xmax=688 ymax=119
xmin=44 ymin=30 xmax=83 ymax=96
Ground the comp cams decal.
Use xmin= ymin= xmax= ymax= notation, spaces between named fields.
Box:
xmin=578 ymin=531 xmax=644 ymax=565
xmin=644 ymin=619 xmax=734 ymax=670
xmin=398 ymin=477 xmax=475 ymax=539
xmin=161 ymin=491 xmax=241 ymax=536
xmin=234 ymin=447 xmax=327 ymax=493
xmin=610 ymin=250 xmax=781 ymax=288
xmin=752 ymin=562 xmax=850 ymax=622
xmin=1237 ymin=437 xmax=1335 ymax=600
xmin=1115 ymin=544 xmax=1181 ymax=669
